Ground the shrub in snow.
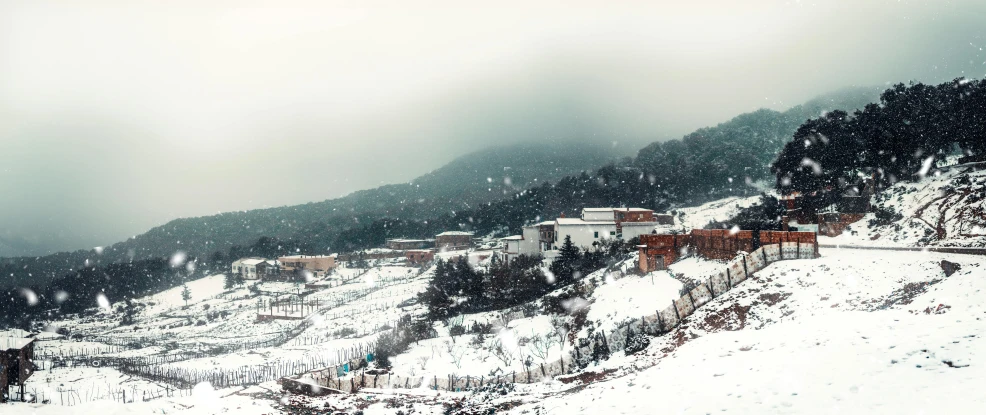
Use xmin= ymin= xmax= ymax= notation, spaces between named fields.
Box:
xmin=624 ymin=333 xmax=650 ymax=355
xmin=469 ymin=321 xmax=494 ymax=334
xmin=449 ymin=324 xmax=466 ymax=337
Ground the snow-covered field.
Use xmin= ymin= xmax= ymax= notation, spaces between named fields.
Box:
xmin=5 ymin=185 xmax=985 ymax=414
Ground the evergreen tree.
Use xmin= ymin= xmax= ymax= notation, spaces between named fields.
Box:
xmin=181 ymin=284 xmax=192 ymax=308
xmin=549 ymin=235 xmax=582 ymax=284
xmin=224 ymin=273 xmax=236 ymax=290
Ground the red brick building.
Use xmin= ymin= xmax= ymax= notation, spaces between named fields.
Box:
xmin=637 ymin=229 xmax=818 ymax=273
xmin=405 ymin=249 xmax=436 ymax=264
xmin=435 ymin=231 xmax=474 ymax=250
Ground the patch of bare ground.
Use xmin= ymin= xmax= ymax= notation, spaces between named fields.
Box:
xmin=755 ymin=292 xmax=792 ymax=307
xmin=874 ymin=279 xmax=944 ymax=310
xmin=696 ymin=302 xmax=752 ymax=333
xmin=558 ymin=368 xmax=618 ymax=385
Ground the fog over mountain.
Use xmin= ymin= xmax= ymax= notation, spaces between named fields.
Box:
xmin=1 ymin=0 xmax=984 ymax=256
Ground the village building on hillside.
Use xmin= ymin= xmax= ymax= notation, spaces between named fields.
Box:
xmin=385 ymin=238 xmax=434 ymax=250
xmin=435 ymin=231 xmax=474 ymax=251
xmin=277 ymin=255 xmax=337 ymax=279
xmin=1 ymin=335 xmax=35 ymax=402
xmin=637 ymin=229 xmax=818 ymax=273
xmin=554 ymin=217 xmax=618 ymax=249
xmin=519 ymin=221 xmax=554 ymax=256
xmin=405 ymin=249 xmax=436 ymax=264
xmin=498 ymin=235 xmax=524 ymax=262
xmin=506 ymin=207 xmax=674 ymax=263
xmin=231 ymin=257 xmax=280 ymax=280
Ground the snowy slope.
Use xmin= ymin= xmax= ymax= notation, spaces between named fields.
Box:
xmin=499 ymin=247 xmax=985 ymax=414
xmin=676 ymin=194 xmax=765 ymax=230
xmin=822 ymin=165 xmax=986 ymax=248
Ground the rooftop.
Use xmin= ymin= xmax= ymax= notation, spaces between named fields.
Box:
xmin=501 ymin=235 xmax=524 ymax=241
xmin=279 ymin=255 xmax=334 ymax=259
xmin=436 ymin=231 xmax=474 ymax=236
xmin=239 ymin=258 xmax=267 ymax=266
xmin=1 ymin=336 xmax=33 ymax=350
xmin=556 ymin=218 xmax=616 ymax=225
xmin=583 ymin=207 xmax=653 ymax=212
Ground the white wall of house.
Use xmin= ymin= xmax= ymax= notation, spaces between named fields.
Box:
xmin=520 ymin=226 xmax=541 ymax=256
xmin=620 ymin=222 xmax=660 ymax=241
xmin=554 ymin=220 xmax=617 ymax=250
xmin=581 ymin=209 xmax=616 ymax=222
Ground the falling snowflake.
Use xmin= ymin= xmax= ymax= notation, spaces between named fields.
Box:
xmin=800 ymin=158 xmax=822 ymax=176
xmin=169 ymin=251 xmax=187 ymax=268
xmin=20 ymin=288 xmax=38 ymax=306
xmin=96 ymin=293 xmax=111 ymax=310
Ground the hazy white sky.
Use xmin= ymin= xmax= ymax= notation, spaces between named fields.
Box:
xmin=1 ymin=0 xmax=984 ymax=254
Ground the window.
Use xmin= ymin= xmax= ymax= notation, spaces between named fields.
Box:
xmin=610 ymin=231 xmax=616 ymax=236
xmin=594 ymin=231 xmax=599 ymax=238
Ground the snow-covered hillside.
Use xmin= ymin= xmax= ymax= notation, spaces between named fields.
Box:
xmin=822 ymin=165 xmax=986 ymax=248
xmin=5 ymin=193 xmax=984 ymax=415
xmin=676 ymin=194 xmax=765 ymax=230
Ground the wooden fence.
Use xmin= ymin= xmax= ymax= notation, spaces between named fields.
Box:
xmin=284 ymin=242 xmax=818 ymax=393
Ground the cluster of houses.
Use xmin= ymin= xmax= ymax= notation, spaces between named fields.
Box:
xmin=230 ymin=254 xmax=338 ymax=281
xmin=500 ymin=207 xmax=674 ymax=263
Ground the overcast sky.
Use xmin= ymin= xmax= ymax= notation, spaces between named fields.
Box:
xmin=1 ymin=0 xmax=984 ymax=255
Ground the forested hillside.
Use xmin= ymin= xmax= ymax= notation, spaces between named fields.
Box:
xmin=1 ymin=141 xmax=623 ymax=288
xmin=322 ymin=87 xmax=883 ymax=250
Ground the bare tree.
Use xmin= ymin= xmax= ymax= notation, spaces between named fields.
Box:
xmin=489 ymin=337 xmax=516 ymax=369
xmin=550 ymin=316 xmax=568 ymax=351
xmin=527 ymin=332 xmax=558 ymax=363
xmin=444 ymin=340 xmax=467 ymax=370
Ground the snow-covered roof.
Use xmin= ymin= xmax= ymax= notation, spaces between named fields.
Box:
xmin=583 ymin=207 xmax=652 ymax=212
xmin=279 ymin=254 xmax=334 ymax=259
xmin=239 ymin=258 xmax=266 ymax=266
xmin=264 ymin=260 xmax=280 ymax=266
xmin=1 ymin=336 xmax=33 ymax=350
xmin=387 ymin=238 xmax=432 ymax=243
xmin=501 ymin=235 xmax=524 ymax=241
xmin=556 ymin=218 xmax=616 ymax=226
xmin=436 ymin=231 xmax=474 ymax=236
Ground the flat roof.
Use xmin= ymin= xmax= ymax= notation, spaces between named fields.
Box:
xmin=279 ymin=255 xmax=334 ymax=259
xmin=501 ymin=235 xmax=524 ymax=240
xmin=436 ymin=231 xmax=474 ymax=236
xmin=556 ymin=218 xmax=616 ymax=225
xmin=583 ymin=207 xmax=652 ymax=212
xmin=1 ymin=336 xmax=33 ymax=350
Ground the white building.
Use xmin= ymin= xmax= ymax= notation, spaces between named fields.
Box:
xmin=231 ymin=257 xmax=268 ymax=280
xmin=553 ymin=217 xmax=618 ymax=250
xmin=499 ymin=235 xmax=524 ymax=262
